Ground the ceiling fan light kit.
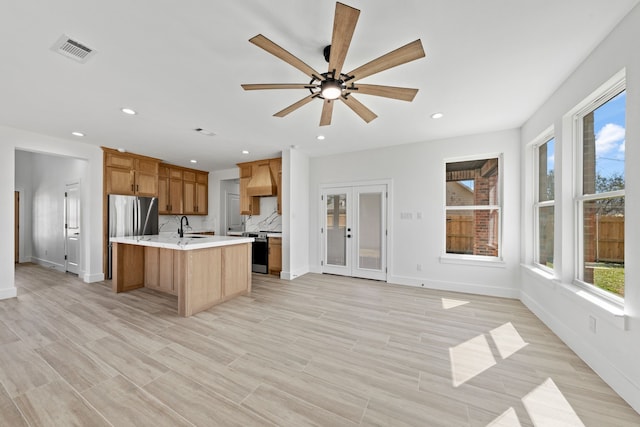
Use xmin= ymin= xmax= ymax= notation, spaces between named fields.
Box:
xmin=242 ymin=2 xmax=425 ymax=126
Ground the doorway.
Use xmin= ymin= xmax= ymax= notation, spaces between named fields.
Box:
xmin=65 ymin=182 xmax=80 ymax=275
xmin=226 ymin=192 xmax=243 ymax=234
xmin=321 ymin=184 xmax=388 ymax=281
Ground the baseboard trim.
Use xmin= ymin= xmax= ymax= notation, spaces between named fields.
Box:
xmin=0 ymin=287 xmax=18 ymax=300
xmin=83 ymin=272 xmax=105 ymax=283
xmin=520 ymin=289 xmax=640 ymax=414
xmin=31 ymin=257 xmax=65 ymax=273
xmin=388 ymin=274 xmax=520 ymax=299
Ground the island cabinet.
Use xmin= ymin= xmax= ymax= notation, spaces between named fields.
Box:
xmin=104 ymin=149 xmax=159 ymax=197
xmin=111 ymin=236 xmax=253 ymax=317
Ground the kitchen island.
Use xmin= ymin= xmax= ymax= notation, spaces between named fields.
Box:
xmin=110 ymin=234 xmax=254 ymax=317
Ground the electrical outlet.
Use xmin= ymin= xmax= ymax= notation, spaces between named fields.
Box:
xmin=589 ymin=316 xmax=597 ymax=333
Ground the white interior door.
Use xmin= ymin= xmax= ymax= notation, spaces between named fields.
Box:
xmin=226 ymin=192 xmax=242 ymax=234
xmin=65 ymin=182 xmax=80 ymax=275
xmin=322 ymin=185 xmax=387 ymax=281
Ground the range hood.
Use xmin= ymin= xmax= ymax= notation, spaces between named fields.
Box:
xmin=246 ymin=164 xmax=277 ymax=196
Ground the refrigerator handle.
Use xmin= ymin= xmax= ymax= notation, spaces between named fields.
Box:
xmin=136 ymin=198 xmax=141 ymax=236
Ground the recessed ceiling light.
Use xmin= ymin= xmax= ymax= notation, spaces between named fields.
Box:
xmin=242 ymin=150 xmax=249 ymax=155
xmin=121 ymin=107 xmax=137 ymax=115
xmin=71 ymin=131 xmax=84 ymax=137
xmin=190 ymin=159 xmax=197 ymax=164
xmin=431 ymin=112 xmax=444 ymax=119
xmin=316 ymin=135 xmax=325 ymax=140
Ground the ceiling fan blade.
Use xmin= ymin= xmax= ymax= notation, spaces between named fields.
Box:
xmin=249 ymin=34 xmax=322 ymax=79
xmin=340 ymin=95 xmax=378 ymax=123
xmin=328 ymin=2 xmax=360 ymax=77
xmin=273 ymin=94 xmax=318 ymax=118
xmin=319 ymin=99 xmax=335 ymax=126
xmin=242 ymin=83 xmax=317 ymax=91
xmin=347 ymin=84 xmax=419 ymax=102
xmin=345 ymin=39 xmax=425 ymax=82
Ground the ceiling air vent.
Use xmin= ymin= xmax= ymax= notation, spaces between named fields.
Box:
xmin=51 ymin=34 xmax=96 ymax=63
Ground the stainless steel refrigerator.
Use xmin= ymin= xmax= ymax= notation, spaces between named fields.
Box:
xmin=107 ymin=195 xmax=159 ymax=279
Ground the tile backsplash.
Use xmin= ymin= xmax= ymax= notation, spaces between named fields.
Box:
xmin=244 ymin=196 xmax=281 ymax=232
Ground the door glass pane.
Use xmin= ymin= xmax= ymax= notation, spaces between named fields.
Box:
xmin=358 ymin=192 xmax=382 ymax=270
xmin=326 ymin=194 xmax=346 ymax=266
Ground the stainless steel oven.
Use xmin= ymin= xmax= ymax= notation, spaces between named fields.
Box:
xmin=243 ymin=231 xmax=268 ymax=273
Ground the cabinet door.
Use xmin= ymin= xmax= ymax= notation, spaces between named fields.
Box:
xmin=183 ymin=180 xmax=196 ymax=214
xmin=158 ymin=177 xmax=170 ymax=214
xmin=134 ymin=171 xmax=158 ymax=197
xmin=169 ymin=178 xmax=183 ymax=214
xmin=196 ymin=182 xmax=209 ymax=215
xmin=106 ymin=153 xmax=134 ymax=169
xmin=106 ymin=166 xmax=134 ymax=195
xmin=239 ymin=177 xmax=260 ymax=215
xmin=159 ymin=248 xmax=177 ymax=295
xmin=269 ymin=237 xmax=282 ymax=275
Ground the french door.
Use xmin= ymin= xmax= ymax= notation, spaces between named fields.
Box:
xmin=322 ymin=184 xmax=387 ymax=281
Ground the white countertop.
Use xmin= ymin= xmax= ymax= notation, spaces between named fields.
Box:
xmin=110 ymin=234 xmax=254 ymax=250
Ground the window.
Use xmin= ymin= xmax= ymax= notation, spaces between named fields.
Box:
xmin=445 ymin=157 xmax=501 ymax=258
xmin=576 ymin=86 xmax=625 ymax=299
xmin=535 ymin=136 xmax=555 ymax=269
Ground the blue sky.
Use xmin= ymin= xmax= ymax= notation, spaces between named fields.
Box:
xmin=545 ymin=90 xmax=625 ymax=180
xmin=593 ymin=90 xmax=626 ymax=179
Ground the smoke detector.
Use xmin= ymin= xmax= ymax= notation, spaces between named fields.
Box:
xmin=51 ymin=34 xmax=96 ymax=63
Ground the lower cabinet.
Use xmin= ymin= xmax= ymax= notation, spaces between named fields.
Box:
xmin=268 ymin=237 xmax=282 ymax=276
xmin=144 ymin=247 xmax=178 ymax=295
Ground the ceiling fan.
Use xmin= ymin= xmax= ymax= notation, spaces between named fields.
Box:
xmin=241 ymin=2 xmax=426 ymax=126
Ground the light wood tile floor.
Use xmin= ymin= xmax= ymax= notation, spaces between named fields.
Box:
xmin=1 ymin=263 xmax=638 ymax=426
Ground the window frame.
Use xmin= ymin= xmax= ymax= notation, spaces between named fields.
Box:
xmin=443 ymin=154 xmax=504 ymax=263
xmin=533 ymin=131 xmax=555 ymax=273
xmin=573 ymin=77 xmax=626 ymax=304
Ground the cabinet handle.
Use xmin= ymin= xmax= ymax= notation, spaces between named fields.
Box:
xmin=131 ymin=184 xmax=134 ymax=192
xmin=136 ymin=184 xmax=139 ymax=192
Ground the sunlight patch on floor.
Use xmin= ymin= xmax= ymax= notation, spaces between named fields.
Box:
xmin=441 ymin=298 xmax=470 ymax=309
xmin=489 ymin=322 xmax=528 ymax=359
xmin=449 ymin=334 xmax=496 ymax=387
xmin=522 ymin=378 xmax=585 ymax=426
xmin=487 ymin=407 xmax=522 ymax=427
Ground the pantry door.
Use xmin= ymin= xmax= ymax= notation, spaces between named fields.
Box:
xmin=322 ymin=184 xmax=387 ymax=281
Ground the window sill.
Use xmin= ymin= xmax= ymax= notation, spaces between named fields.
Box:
xmin=521 ymin=264 xmax=626 ymax=330
xmin=440 ymin=254 xmax=506 ymax=268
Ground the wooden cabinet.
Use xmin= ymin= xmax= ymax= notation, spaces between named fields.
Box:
xmin=268 ymin=237 xmax=282 ymax=276
xmin=183 ymin=171 xmax=208 ymax=215
xmin=238 ymin=157 xmax=282 ymax=215
xmin=158 ymin=164 xmax=183 ymax=214
xmin=104 ymin=150 xmax=159 ymax=197
xmin=144 ymin=247 xmax=178 ymax=295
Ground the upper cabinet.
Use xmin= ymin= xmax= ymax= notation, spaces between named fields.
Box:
xmin=183 ymin=170 xmax=208 ymax=215
xmin=237 ymin=157 xmax=282 ymax=215
xmin=158 ymin=164 xmax=184 ymax=215
xmin=104 ymin=149 xmax=159 ymax=197
xmin=103 ymin=147 xmax=208 ymax=215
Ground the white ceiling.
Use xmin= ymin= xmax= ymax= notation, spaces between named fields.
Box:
xmin=1 ymin=1 xmax=638 ymax=171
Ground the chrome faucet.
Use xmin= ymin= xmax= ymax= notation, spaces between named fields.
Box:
xmin=178 ymin=215 xmax=190 ymax=238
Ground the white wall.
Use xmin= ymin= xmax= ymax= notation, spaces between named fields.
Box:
xmin=15 ymin=150 xmax=87 ymax=271
xmin=308 ymin=129 xmax=521 ymax=298
xmin=0 ymin=125 xmax=104 ymax=299
xmin=282 ymin=148 xmax=310 ymax=280
xmin=520 ymin=4 xmax=640 ymax=412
